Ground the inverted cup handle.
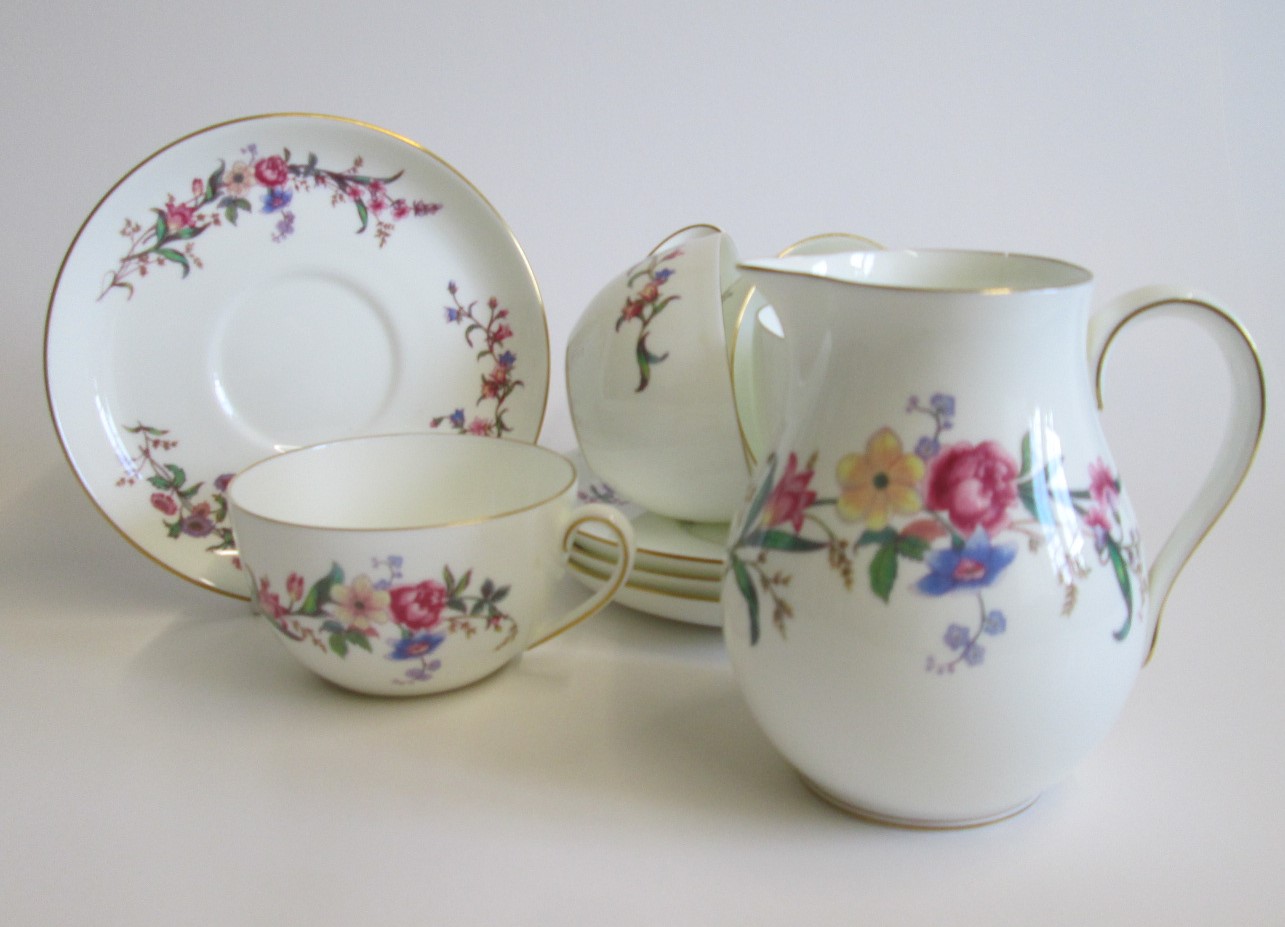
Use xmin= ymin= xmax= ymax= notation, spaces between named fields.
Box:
xmin=1088 ymin=286 xmax=1266 ymax=664
xmin=528 ymin=503 xmax=637 ymax=648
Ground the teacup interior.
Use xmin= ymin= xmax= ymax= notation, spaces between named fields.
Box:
xmin=229 ymin=434 xmax=575 ymax=529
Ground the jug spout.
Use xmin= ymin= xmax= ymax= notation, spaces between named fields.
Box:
xmin=738 ymin=251 xmax=882 ymax=289
xmin=737 ymin=252 xmax=882 ymax=326
xmin=736 ymin=249 xmax=1098 ymax=380
xmin=731 ymin=259 xmax=847 ymax=465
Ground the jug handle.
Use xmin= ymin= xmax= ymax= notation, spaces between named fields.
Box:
xmin=1088 ymin=286 xmax=1266 ymax=664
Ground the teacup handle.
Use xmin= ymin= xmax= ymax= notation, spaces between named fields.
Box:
xmin=528 ymin=503 xmax=637 ymax=648
xmin=1088 ymin=286 xmax=1266 ymax=664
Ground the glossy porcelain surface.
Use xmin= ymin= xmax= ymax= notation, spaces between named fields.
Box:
xmin=45 ymin=114 xmax=550 ymax=597
xmin=567 ymin=226 xmax=748 ymax=521
xmin=567 ymin=557 xmax=721 ymax=627
xmin=570 ymin=448 xmax=726 ymax=577
xmin=228 ymin=435 xmax=635 ymax=696
xmin=567 ymin=447 xmax=723 ymax=626
xmin=729 ymin=233 xmax=884 ymax=467
xmin=723 ymin=249 xmax=1264 ymax=826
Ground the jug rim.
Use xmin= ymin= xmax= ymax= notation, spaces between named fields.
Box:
xmin=737 ymin=249 xmax=1094 ymax=294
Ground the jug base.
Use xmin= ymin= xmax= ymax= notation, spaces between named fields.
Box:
xmin=800 ymin=775 xmax=1039 ymax=830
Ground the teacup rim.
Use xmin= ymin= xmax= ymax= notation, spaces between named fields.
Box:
xmin=228 ymin=432 xmax=577 ymax=532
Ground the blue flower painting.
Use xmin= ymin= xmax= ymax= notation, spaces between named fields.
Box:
xmin=917 ymin=529 xmax=1017 ymax=596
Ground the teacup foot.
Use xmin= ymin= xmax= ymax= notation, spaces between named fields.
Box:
xmin=799 ymin=775 xmax=1039 ymax=830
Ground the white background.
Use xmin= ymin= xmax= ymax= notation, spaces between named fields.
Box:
xmin=2 ymin=0 xmax=1282 ymax=923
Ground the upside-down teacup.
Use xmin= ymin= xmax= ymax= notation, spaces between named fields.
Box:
xmin=567 ymin=224 xmax=745 ymax=522
xmin=568 ymin=226 xmax=884 ymax=523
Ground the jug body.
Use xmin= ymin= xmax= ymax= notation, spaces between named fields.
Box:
xmin=725 ymin=251 xmax=1162 ymax=826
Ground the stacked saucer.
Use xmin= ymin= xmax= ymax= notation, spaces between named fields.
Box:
xmin=566 ymin=451 xmax=725 ymax=627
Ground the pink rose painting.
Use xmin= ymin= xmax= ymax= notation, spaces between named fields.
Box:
xmin=389 ymin=580 xmax=449 ymax=631
xmin=252 ymin=154 xmax=289 ymax=187
xmin=924 ymin=440 xmax=1020 ymax=536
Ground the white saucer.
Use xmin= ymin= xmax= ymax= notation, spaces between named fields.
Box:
xmin=569 ymin=449 xmax=727 ymax=579
xmin=569 ymin=543 xmax=722 ymax=599
xmin=565 ymin=448 xmax=725 ymax=627
xmin=567 ymin=557 xmax=722 ymax=628
xmin=45 ymin=114 xmax=550 ymax=597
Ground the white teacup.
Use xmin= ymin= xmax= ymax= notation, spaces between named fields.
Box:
xmin=567 ymin=225 xmax=746 ymax=522
xmin=568 ymin=227 xmax=883 ymax=523
xmin=228 ymin=434 xmax=636 ymax=696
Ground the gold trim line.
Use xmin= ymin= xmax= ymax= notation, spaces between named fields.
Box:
xmin=565 ymin=558 xmax=722 ymax=604
xmin=736 ymin=249 xmax=1093 ymax=295
xmin=229 ymin=434 xmax=577 ymax=532
xmin=1092 ymin=296 xmax=1266 ymax=665
xmin=531 ymin=512 xmax=635 ymax=647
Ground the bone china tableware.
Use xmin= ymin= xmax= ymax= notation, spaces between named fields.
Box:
xmin=566 ymin=448 xmax=724 ymax=626
xmin=567 ymin=555 xmax=722 ymax=627
xmin=567 ymin=224 xmax=746 ymax=522
xmin=571 ymin=448 xmax=725 ymax=579
xmin=729 ymin=232 xmax=884 ymax=469
xmin=724 ymin=250 xmax=1264 ymax=827
xmin=228 ymin=434 xmax=636 ymax=696
xmin=44 ymin=113 xmax=549 ymax=597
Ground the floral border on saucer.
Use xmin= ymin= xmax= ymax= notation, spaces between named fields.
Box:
xmin=430 ymin=281 xmax=525 ymax=437
xmin=115 ymin=423 xmax=238 ymax=557
xmin=100 ymin=144 xmax=442 ymax=302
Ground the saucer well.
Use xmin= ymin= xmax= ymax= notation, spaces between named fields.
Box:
xmin=45 ymin=114 xmax=549 ymax=597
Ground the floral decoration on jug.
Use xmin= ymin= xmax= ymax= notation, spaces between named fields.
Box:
xmin=727 ymin=393 xmax=1146 ymax=672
